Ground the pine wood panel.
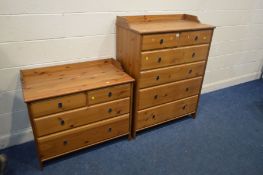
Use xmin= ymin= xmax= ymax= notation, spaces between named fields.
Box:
xmin=141 ymin=44 xmax=209 ymax=70
xmin=116 ymin=26 xmax=142 ymax=138
xmin=116 ymin=14 xmax=215 ymax=34
xmin=21 ymin=58 xmax=134 ymax=102
xmin=87 ymin=84 xmax=130 ymax=105
xmin=139 ymin=61 xmax=206 ymax=88
xmin=38 ymin=114 xmax=129 ymax=161
xmin=30 ymin=93 xmax=86 ymax=118
xmin=136 ymin=95 xmax=198 ymax=130
xmin=142 ymin=30 xmax=212 ymax=51
xmin=138 ymin=77 xmax=202 ymax=110
xmin=34 ymin=98 xmax=130 ymax=137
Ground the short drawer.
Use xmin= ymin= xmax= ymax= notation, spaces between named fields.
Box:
xmin=142 ymin=32 xmax=180 ymax=51
xmin=38 ymin=114 xmax=129 ymax=161
xmin=136 ymin=96 xmax=198 ymax=130
xmin=141 ymin=44 xmax=209 ymax=70
xmin=34 ymin=98 xmax=130 ymax=137
xmin=139 ymin=61 xmax=206 ymax=88
xmin=30 ymin=93 xmax=86 ymax=118
xmin=179 ymin=30 xmax=212 ymax=46
xmin=141 ymin=30 xmax=212 ymax=51
xmin=138 ymin=77 xmax=202 ymax=110
xmin=87 ymin=84 xmax=130 ymax=105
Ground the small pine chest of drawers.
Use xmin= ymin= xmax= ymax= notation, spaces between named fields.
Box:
xmin=21 ymin=58 xmax=134 ymax=168
xmin=116 ymin=14 xmax=215 ymax=137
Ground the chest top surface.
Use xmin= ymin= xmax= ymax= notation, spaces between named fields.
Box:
xmin=116 ymin=14 xmax=215 ymax=34
xmin=21 ymin=58 xmax=134 ymax=102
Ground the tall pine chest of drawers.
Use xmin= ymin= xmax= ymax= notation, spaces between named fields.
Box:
xmin=116 ymin=14 xmax=215 ymax=137
xmin=21 ymin=58 xmax=134 ymax=168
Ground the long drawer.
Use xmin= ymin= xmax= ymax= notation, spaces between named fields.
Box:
xmin=138 ymin=77 xmax=202 ymax=110
xmin=30 ymin=93 xmax=86 ymax=118
xmin=139 ymin=61 xmax=206 ymax=88
xmin=137 ymin=96 xmax=198 ymax=130
xmin=142 ymin=30 xmax=212 ymax=50
xmin=141 ymin=44 xmax=209 ymax=70
xmin=34 ymin=98 xmax=130 ymax=137
xmin=38 ymin=114 xmax=129 ymax=161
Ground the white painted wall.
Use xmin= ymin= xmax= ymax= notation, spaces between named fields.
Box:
xmin=0 ymin=0 xmax=263 ymax=149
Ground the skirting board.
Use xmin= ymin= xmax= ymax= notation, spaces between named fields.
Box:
xmin=0 ymin=71 xmax=261 ymax=150
xmin=0 ymin=128 xmax=33 ymax=149
xmin=201 ymin=71 xmax=261 ymax=94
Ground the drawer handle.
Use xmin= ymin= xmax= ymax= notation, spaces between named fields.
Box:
xmin=194 ymin=36 xmax=198 ymax=41
xmin=58 ymin=102 xmax=63 ymax=108
xmin=192 ymin=52 xmax=196 ymax=58
xmin=156 ymin=75 xmax=160 ymax=80
xmin=158 ymin=57 xmax=162 ymax=63
xmin=182 ymin=105 xmax=187 ymax=110
xmin=108 ymin=128 xmax=112 ymax=132
xmin=188 ymin=69 xmax=192 ymax=74
xmin=152 ymin=115 xmax=156 ymax=119
xmin=59 ymin=118 xmax=65 ymax=126
xmin=108 ymin=108 xmax=112 ymax=113
xmin=160 ymin=39 xmax=164 ymax=45
xmin=108 ymin=92 xmax=112 ymax=97
xmin=185 ymin=87 xmax=189 ymax=92
xmin=63 ymin=140 xmax=68 ymax=145
xmin=154 ymin=95 xmax=158 ymax=99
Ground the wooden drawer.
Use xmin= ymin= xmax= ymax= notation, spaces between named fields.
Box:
xmin=87 ymin=84 xmax=130 ymax=105
xmin=137 ymin=96 xmax=198 ymax=130
xmin=142 ymin=30 xmax=212 ymax=51
xmin=30 ymin=93 xmax=86 ymax=118
xmin=34 ymin=98 xmax=130 ymax=137
xmin=141 ymin=44 xmax=209 ymax=70
xmin=139 ymin=61 xmax=206 ymax=88
xmin=38 ymin=114 xmax=129 ymax=161
xmin=179 ymin=30 xmax=212 ymax=46
xmin=142 ymin=32 xmax=180 ymax=51
xmin=138 ymin=77 xmax=202 ymax=110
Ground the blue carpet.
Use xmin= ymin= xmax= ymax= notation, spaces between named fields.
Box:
xmin=1 ymin=80 xmax=263 ymax=175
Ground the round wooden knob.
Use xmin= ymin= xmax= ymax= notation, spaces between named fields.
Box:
xmin=58 ymin=102 xmax=63 ymax=108
xmin=192 ymin=52 xmax=196 ymax=58
xmin=59 ymin=119 xmax=65 ymax=126
xmin=108 ymin=92 xmax=112 ymax=97
xmin=154 ymin=95 xmax=158 ymax=99
xmin=160 ymin=39 xmax=164 ymax=44
xmin=63 ymin=140 xmax=68 ymax=145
